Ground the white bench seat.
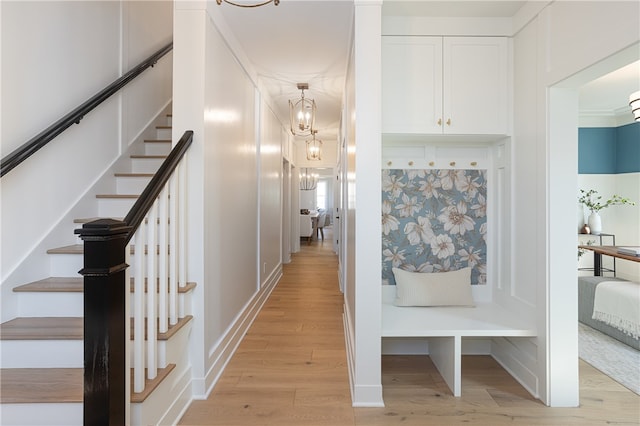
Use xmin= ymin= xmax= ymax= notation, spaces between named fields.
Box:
xmin=381 ymin=285 xmax=536 ymax=396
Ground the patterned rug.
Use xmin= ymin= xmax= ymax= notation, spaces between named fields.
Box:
xmin=579 ymin=322 xmax=640 ymax=395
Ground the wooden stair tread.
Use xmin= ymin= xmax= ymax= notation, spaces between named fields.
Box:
xmin=130 ymin=154 xmax=167 ymax=159
xmin=96 ymin=194 xmax=139 ymax=199
xmin=13 ymin=277 xmax=196 ymax=294
xmin=45 ymin=244 xmax=166 ymax=256
xmin=1 ymin=316 xmax=193 ymax=341
xmin=131 ymin=315 xmax=193 ymax=341
xmin=13 ymin=277 xmax=83 ymax=292
xmin=0 ymin=317 xmax=83 ymax=340
xmin=0 ymin=368 xmax=83 ymax=403
xmin=0 ymin=365 xmax=176 ymax=404
xmin=114 ymin=172 xmax=155 ymax=177
xmin=144 ymin=139 xmax=171 ymax=143
xmin=46 ymin=244 xmax=83 ymax=255
xmin=155 ymin=125 xmax=171 ymax=129
xmin=74 ymin=217 xmax=123 ymax=223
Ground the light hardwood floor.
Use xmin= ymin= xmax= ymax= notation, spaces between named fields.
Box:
xmin=179 ymin=228 xmax=640 ymax=425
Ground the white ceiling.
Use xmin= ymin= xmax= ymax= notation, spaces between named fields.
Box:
xmin=579 ymin=60 xmax=640 ymax=117
xmin=216 ymin=0 xmax=638 ymax=145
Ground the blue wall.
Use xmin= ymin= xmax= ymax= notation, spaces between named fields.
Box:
xmin=578 ymin=122 xmax=640 ymax=174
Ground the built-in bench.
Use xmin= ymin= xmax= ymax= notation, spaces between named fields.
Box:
xmin=381 ymin=285 xmax=536 ymax=396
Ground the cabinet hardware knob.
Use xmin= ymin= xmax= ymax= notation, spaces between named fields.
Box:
xmin=446 ymin=118 xmax=451 ymax=126
xmin=387 ymin=161 xmax=392 ymax=166
xmin=429 ymin=161 xmax=435 ymax=166
xmin=450 ymin=161 xmax=456 ymax=167
xmin=437 ymin=118 xmax=442 ymax=126
xmin=471 ymin=161 xmax=477 ymax=166
xmin=408 ymin=161 xmax=414 ymax=166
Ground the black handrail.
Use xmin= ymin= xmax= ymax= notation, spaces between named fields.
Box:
xmin=0 ymin=41 xmax=173 ymax=178
xmin=123 ymin=130 xmax=193 ymax=242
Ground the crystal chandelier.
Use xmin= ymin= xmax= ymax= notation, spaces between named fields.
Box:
xmin=306 ymin=130 xmax=322 ymax=161
xmin=299 ymin=168 xmax=318 ymax=191
xmin=630 ymin=91 xmax=640 ymax=122
xmin=289 ymin=83 xmax=316 ymax=136
xmin=216 ymin=0 xmax=279 ymax=7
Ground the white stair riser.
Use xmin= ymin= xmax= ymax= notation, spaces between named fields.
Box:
xmin=49 ymin=254 xmax=83 ymax=277
xmin=98 ymin=197 xmax=138 ymax=218
xmin=1 ymin=340 xmax=82 ymax=368
xmin=145 ymin=141 xmax=171 ymax=156
xmin=17 ymin=292 xmax=83 ymax=317
xmin=129 ymin=292 xmax=190 ymax=318
xmin=116 ymin=176 xmax=153 ymax=194
xmin=132 ymin=158 xmax=164 ymax=174
xmin=155 ymin=128 xmax=171 ymax=140
xmin=166 ymin=116 xmax=172 ymax=127
xmin=1 ymin=403 xmax=82 ymax=426
xmin=129 ymin=340 xmax=167 ymax=367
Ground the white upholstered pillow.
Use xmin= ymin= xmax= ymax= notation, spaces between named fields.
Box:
xmin=392 ymin=267 xmax=475 ymax=307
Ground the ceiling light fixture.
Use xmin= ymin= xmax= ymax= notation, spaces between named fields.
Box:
xmin=216 ymin=0 xmax=279 ymax=7
xmin=289 ymin=83 xmax=316 ymax=136
xmin=630 ymin=90 xmax=640 ymax=122
xmin=299 ymin=168 xmax=318 ymax=191
xmin=306 ymin=130 xmax=322 ymax=161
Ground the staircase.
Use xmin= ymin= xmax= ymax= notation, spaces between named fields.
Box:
xmin=0 ymin=114 xmax=196 ymax=426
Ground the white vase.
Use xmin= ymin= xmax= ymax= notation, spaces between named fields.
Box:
xmin=588 ymin=211 xmax=602 ymax=235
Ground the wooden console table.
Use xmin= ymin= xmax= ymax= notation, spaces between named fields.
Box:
xmin=578 ymin=245 xmax=640 ymax=276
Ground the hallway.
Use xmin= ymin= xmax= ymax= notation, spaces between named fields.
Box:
xmin=179 ymin=227 xmax=640 ymax=425
xmin=179 ymin=228 xmax=355 ymax=424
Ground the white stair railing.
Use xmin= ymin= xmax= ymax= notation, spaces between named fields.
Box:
xmin=127 ymin=158 xmax=188 ymax=393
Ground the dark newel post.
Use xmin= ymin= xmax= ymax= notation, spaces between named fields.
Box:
xmin=75 ymin=219 xmax=132 ymax=426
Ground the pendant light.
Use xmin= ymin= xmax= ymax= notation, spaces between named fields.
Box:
xmin=306 ymin=130 xmax=322 ymax=161
xmin=289 ymin=83 xmax=316 ymax=136
xmin=299 ymin=168 xmax=318 ymax=191
xmin=630 ymin=90 xmax=640 ymax=122
xmin=216 ymin=0 xmax=279 ymax=7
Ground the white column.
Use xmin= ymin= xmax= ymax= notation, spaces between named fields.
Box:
xmin=352 ymin=0 xmax=384 ymax=407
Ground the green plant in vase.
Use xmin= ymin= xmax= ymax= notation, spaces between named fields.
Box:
xmin=578 ymin=189 xmax=635 ymax=235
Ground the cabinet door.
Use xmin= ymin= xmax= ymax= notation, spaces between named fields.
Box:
xmin=443 ymin=37 xmax=508 ymax=135
xmin=382 ymin=36 xmax=443 ymax=134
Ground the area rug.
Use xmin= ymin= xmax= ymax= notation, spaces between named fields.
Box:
xmin=579 ymin=322 xmax=640 ymax=395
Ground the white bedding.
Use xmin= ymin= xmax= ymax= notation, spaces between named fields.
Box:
xmin=592 ymin=280 xmax=640 ymax=339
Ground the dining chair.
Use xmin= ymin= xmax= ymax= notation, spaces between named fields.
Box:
xmin=316 ymin=213 xmax=327 ymax=241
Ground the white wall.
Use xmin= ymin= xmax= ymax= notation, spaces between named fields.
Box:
xmin=511 ymin=0 xmax=640 ymax=406
xmin=1 ymin=1 xmax=173 ymax=319
xmin=346 ymin=0 xmax=383 ymax=407
xmin=173 ymin=2 xmax=286 ymax=399
xmin=260 ymin=99 xmax=284 ymax=286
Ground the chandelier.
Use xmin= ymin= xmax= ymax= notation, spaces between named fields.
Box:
xmin=289 ymin=83 xmax=316 ymax=136
xmin=630 ymin=91 xmax=640 ymax=122
xmin=216 ymin=0 xmax=279 ymax=7
xmin=306 ymin=130 xmax=322 ymax=161
xmin=299 ymin=168 xmax=318 ymax=191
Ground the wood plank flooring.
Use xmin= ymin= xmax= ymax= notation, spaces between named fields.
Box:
xmin=178 ymin=227 xmax=640 ymax=425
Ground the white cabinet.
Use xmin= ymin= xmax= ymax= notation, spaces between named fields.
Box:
xmin=382 ymin=36 xmax=508 ymax=135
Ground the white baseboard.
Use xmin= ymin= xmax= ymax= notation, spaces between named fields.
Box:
xmin=197 ymin=266 xmax=282 ymax=399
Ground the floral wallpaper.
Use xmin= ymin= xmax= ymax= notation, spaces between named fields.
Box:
xmin=382 ymin=169 xmax=487 ymax=286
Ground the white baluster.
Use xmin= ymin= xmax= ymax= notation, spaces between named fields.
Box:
xmin=158 ymin=186 xmax=169 ymax=335
xmin=169 ymin=174 xmax=178 ymax=325
xmin=133 ymin=228 xmax=145 ymax=393
xmin=178 ymin=161 xmax=187 ymax=319
xmin=146 ymin=203 xmax=158 ymax=380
